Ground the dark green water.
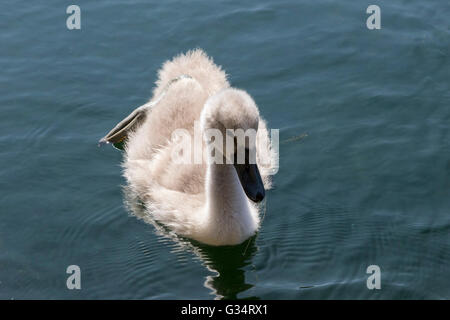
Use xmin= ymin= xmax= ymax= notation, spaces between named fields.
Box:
xmin=1 ymin=0 xmax=449 ymax=299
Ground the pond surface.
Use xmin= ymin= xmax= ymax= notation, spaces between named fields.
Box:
xmin=0 ymin=0 xmax=449 ymax=299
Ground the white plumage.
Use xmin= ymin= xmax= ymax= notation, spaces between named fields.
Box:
xmin=102 ymin=49 xmax=277 ymax=246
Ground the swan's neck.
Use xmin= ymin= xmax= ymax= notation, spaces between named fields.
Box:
xmin=206 ymin=164 xmax=247 ymax=216
xmin=204 ymin=163 xmax=257 ymax=244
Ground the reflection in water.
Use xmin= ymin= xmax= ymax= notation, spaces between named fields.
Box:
xmin=123 ymin=187 xmax=258 ymax=299
xmin=196 ymin=238 xmax=258 ymax=299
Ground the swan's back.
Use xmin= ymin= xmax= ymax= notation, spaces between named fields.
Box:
xmin=128 ymin=50 xmax=229 ymax=157
xmin=154 ymin=49 xmax=229 ymax=97
xmin=124 ymin=50 xmax=229 ymax=196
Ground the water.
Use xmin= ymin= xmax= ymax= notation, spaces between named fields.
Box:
xmin=1 ymin=0 xmax=449 ymax=299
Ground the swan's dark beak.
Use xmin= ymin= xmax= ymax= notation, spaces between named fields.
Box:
xmin=234 ymin=163 xmax=265 ymax=203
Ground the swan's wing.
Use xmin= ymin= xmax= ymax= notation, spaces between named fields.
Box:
xmin=98 ymin=104 xmax=150 ymax=148
xmin=99 ymin=75 xmax=195 ymax=149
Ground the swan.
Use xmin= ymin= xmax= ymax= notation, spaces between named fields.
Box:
xmin=100 ymin=49 xmax=277 ymax=246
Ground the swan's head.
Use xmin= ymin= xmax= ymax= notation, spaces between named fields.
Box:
xmin=201 ymin=88 xmax=265 ymax=203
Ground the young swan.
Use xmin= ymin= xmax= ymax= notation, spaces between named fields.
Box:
xmin=100 ymin=50 xmax=276 ymax=246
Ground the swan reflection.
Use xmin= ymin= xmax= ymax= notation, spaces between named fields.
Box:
xmin=124 ymin=187 xmax=260 ymax=299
